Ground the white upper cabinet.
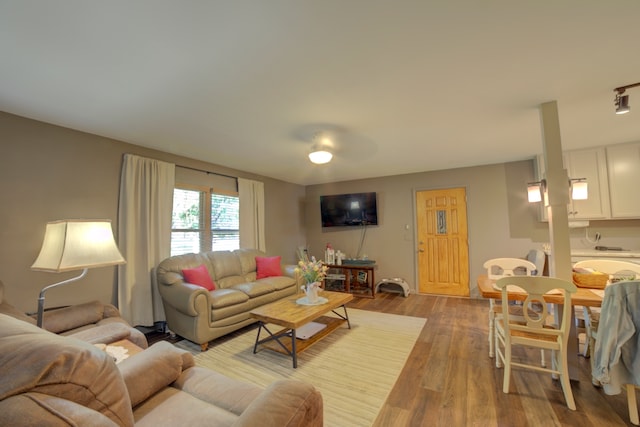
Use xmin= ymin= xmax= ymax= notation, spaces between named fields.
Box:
xmin=536 ymin=147 xmax=611 ymax=220
xmin=607 ymin=142 xmax=640 ymax=218
xmin=564 ymin=148 xmax=611 ymax=220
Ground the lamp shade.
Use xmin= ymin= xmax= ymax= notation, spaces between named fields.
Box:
xmin=527 ymin=183 xmax=542 ymax=203
xmin=31 ymin=220 xmax=125 ymax=272
xmin=571 ymin=180 xmax=588 ymax=200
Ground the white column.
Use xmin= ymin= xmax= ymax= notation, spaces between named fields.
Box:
xmin=539 ymin=101 xmax=578 ymax=380
xmin=539 ymin=101 xmax=572 ymax=281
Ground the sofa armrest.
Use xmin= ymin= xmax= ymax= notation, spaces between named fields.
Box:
xmin=0 ymin=393 xmax=121 ymax=427
xmin=118 ymin=341 xmax=194 ymax=407
xmin=157 ymin=280 xmax=211 ymax=317
xmin=232 ymin=380 xmax=323 ymax=427
xmin=95 ymin=318 xmax=149 ymax=349
xmin=283 ymin=265 xmax=304 ymax=288
xmin=41 ymin=301 xmax=106 ymax=333
xmin=102 ymin=303 xmax=122 ymax=319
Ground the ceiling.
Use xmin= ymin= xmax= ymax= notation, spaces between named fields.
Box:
xmin=1 ymin=2 xmax=640 ymax=186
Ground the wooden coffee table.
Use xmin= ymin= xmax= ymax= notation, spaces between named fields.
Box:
xmin=250 ymin=290 xmax=353 ymax=368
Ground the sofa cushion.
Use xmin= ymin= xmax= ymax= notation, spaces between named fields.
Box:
xmin=257 ymin=275 xmax=296 ymax=291
xmin=174 ymin=366 xmax=263 ymax=416
xmin=231 ymin=281 xmax=276 ymax=298
xmin=182 ymin=264 xmax=216 ymax=291
xmin=256 ymin=256 xmax=282 ymax=279
xmin=210 ymin=289 xmax=250 ymax=309
xmin=208 ymin=251 xmax=243 ymax=283
xmin=234 ymin=249 xmax=263 ymax=273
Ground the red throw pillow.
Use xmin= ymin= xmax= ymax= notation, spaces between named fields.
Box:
xmin=256 ymin=256 xmax=282 ymax=279
xmin=182 ymin=264 xmax=216 ymax=291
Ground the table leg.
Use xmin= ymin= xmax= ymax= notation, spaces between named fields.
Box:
xmin=253 ymin=322 xmax=264 ymax=354
xmin=553 ymin=304 xmax=579 ymax=381
xmin=332 ymin=305 xmax=351 ymax=329
xmin=253 ymin=323 xmax=297 ymax=367
xmin=291 ymin=328 xmax=297 ymax=368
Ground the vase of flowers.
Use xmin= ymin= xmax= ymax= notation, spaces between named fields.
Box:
xmin=295 ymin=257 xmax=328 ymax=303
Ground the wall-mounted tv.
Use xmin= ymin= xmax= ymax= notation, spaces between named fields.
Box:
xmin=320 ymin=192 xmax=378 ymax=227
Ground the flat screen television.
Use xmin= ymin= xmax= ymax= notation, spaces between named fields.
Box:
xmin=320 ymin=192 xmax=378 ymax=227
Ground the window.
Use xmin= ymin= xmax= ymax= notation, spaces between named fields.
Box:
xmin=171 ymin=185 xmax=239 ymax=256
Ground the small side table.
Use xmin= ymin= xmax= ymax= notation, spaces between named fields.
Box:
xmin=324 ymin=263 xmax=376 ymax=298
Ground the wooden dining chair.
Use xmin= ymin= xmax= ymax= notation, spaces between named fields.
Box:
xmin=483 ymin=258 xmax=540 ymax=366
xmin=573 ymin=259 xmax=640 ymax=379
xmin=494 ymin=275 xmax=577 ymax=410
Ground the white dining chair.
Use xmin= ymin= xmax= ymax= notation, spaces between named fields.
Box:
xmin=573 ymin=259 xmax=640 ymax=384
xmin=494 ymin=275 xmax=577 ymax=410
xmin=483 ymin=258 xmax=541 ymax=367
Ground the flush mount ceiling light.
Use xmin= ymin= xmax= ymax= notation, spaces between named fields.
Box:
xmin=308 ymin=133 xmax=334 ymax=164
xmin=614 ymin=82 xmax=640 ymax=115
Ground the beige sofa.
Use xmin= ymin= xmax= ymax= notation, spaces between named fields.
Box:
xmin=157 ymin=249 xmax=301 ymax=350
xmin=0 ymin=279 xmax=148 ymax=348
xmin=0 ymin=313 xmax=323 ymax=427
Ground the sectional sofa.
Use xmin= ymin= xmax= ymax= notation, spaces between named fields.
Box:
xmin=0 ymin=313 xmax=323 ymax=426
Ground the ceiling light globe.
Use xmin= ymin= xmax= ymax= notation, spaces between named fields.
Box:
xmin=309 ymin=150 xmax=333 ymax=164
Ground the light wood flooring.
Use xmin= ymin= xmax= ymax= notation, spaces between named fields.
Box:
xmin=348 ymin=292 xmax=635 ymax=427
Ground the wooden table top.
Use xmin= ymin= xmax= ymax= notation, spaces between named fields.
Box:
xmin=477 ymin=274 xmax=603 ymax=307
xmin=249 ymin=290 xmax=353 ymax=329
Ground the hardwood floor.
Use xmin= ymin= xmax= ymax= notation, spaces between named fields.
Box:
xmin=348 ymin=292 xmax=634 ymax=427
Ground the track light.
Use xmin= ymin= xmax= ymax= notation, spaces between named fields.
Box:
xmin=614 ymin=82 xmax=640 ymax=115
xmin=615 ymin=93 xmax=630 ymax=115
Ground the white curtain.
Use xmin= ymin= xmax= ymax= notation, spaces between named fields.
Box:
xmin=117 ymin=154 xmax=175 ymax=327
xmin=238 ymin=178 xmax=265 ymax=251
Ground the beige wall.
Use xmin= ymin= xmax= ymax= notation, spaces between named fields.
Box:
xmin=305 ymin=162 xmax=544 ymax=297
xmin=0 ymin=112 xmax=306 ymax=313
xmin=306 ymin=160 xmax=640 ymax=297
xmin=3 ymin=111 xmax=639 ymax=311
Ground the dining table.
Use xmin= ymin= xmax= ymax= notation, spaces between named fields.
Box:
xmin=477 ymin=273 xmax=604 ymax=381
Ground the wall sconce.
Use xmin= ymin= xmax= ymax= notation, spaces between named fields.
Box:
xmin=614 ymin=82 xmax=640 ymax=115
xmin=31 ymin=219 xmax=126 ymax=328
xmin=527 ymin=181 xmax=544 ymax=202
xmin=527 ymin=178 xmax=588 ymax=204
xmin=570 ymin=178 xmax=588 ymax=200
xmin=308 ymin=133 xmax=333 ymax=164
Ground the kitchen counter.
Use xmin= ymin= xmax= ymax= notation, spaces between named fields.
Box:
xmin=571 ymin=249 xmax=640 ymax=262
xmin=571 ymin=249 xmax=640 ymax=258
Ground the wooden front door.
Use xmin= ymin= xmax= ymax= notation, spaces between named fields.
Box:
xmin=416 ymin=187 xmax=469 ymax=297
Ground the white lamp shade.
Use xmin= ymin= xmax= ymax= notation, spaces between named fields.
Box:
xmin=31 ymin=220 xmax=125 ymax=272
xmin=571 ymin=181 xmax=588 ymax=200
xmin=527 ymin=184 xmax=542 ymax=203
xmin=309 ymin=150 xmax=333 ymax=164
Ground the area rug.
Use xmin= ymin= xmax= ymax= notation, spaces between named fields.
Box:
xmin=175 ymin=308 xmax=426 ymax=427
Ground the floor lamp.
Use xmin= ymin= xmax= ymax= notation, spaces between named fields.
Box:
xmin=31 ymin=219 xmax=126 ymax=328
